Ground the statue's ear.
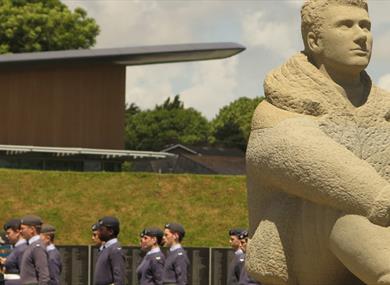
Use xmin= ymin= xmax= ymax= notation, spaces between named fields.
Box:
xmin=307 ymin=31 xmax=322 ymax=55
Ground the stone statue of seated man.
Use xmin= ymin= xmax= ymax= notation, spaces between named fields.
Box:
xmin=246 ymin=0 xmax=390 ymax=284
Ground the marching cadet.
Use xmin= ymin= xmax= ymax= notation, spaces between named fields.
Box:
xmin=237 ymin=232 xmax=261 ymax=285
xmin=0 ymin=219 xmax=27 ymax=285
xmin=40 ymin=225 xmax=62 ymax=285
xmin=227 ymin=229 xmax=246 ymax=285
xmin=93 ymin=216 xmax=126 ymax=285
xmin=162 ymin=223 xmax=190 ymax=285
xmin=136 ymin=228 xmax=165 ymax=285
xmin=19 ymin=215 xmax=50 ymax=285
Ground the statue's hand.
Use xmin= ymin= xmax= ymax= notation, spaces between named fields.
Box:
xmin=368 ymin=186 xmax=390 ymax=227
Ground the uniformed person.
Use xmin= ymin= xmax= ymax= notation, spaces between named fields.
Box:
xmin=93 ymin=216 xmax=126 ymax=285
xmin=162 ymin=223 xmax=190 ymax=285
xmin=227 ymin=229 xmax=246 ymax=285
xmin=0 ymin=219 xmax=28 ymax=285
xmin=40 ymin=225 xmax=62 ymax=285
xmin=91 ymin=223 xmax=104 ymax=249
xmin=237 ymin=232 xmax=261 ymax=285
xmin=19 ymin=215 xmax=50 ymax=285
xmin=136 ymin=227 xmax=165 ymax=285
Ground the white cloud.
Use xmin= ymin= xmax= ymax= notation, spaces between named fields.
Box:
xmin=377 ymin=74 xmax=390 ymax=92
xmin=181 ymin=57 xmax=239 ymax=120
xmin=125 ymin=64 xmax=186 ymax=110
xmin=371 ymin=31 xmax=390 ymax=60
xmin=61 ymin=0 xmax=390 ymax=119
xmin=287 ymin=0 xmax=304 ymax=8
xmin=241 ymin=11 xmax=296 ymax=57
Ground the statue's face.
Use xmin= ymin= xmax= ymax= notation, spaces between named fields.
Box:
xmin=315 ymin=5 xmax=372 ymax=73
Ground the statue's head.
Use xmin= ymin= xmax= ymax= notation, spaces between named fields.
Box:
xmin=301 ymin=0 xmax=372 ymax=74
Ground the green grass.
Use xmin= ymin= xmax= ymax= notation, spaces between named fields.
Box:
xmin=0 ymin=169 xmax=248 ymax=247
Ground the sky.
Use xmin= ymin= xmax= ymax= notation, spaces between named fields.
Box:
xmin=62 ymin=0 xmax=390 ymax=120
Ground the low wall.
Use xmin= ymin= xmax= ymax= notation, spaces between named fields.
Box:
xmin=58 ymin=245 xmax=235 ymax=285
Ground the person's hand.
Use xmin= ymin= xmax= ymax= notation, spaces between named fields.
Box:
xmin=0 ymin=257 xmax=6 ymax=264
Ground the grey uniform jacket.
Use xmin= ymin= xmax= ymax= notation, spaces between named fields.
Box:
xmin=93 ymin=240 xmax=126 ymax=285
xmin=227 ymin=251 xmax=245 ymax=285
xmin=162 ymin=247 xmax=190 ymax=285
xmin=136 ymin=250 xmax=165 ymax=285
xmin=47 ymin=247 xmax=62 ymax=285
xmin=4 ymin=241 xmax=28 ymax=285
xmin=20 ymin=238 xmax=50 ymax=285
xmin=238 ymin=257 xmax=261 ymax=285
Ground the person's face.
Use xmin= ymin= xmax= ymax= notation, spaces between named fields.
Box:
xmin=140 ymin=235 xmax=156 ymax=252
xmin=311 ymin=5 xmax=372 ymax=73
xmin=20 ymin=225 xmax=35 ymax=240
xmin=229 ymin=235 xmax=241 ymax=251
xmin=92 ymin=230 xmax=103 ymax=246
xmin=40 ymin=233 xmax=51 ymax=246
xmin=97 ymin=226 xmax=112 ymax=242
xmin=240 ymin=239 xmax=248 ymax=253
xmin=6 ymin=229 xmax=20 ymax=244
xmin=163 ymin=229 xmax=177 ymax=247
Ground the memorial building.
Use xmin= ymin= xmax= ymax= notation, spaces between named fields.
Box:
xmin=0 ymin=43 xmax=244 ymax=171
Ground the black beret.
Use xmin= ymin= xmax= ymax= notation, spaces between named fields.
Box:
xmin=238 ymin=231 xmax=248 ymax=240
xmin=20 ymin=215 xmax=43 ymax=226
xmin=164 ymin=223 xmax=185 ymax=237
xmin=228 ymin=228 xmax=247 ymax=237
xmin=140 ymin=227 xmax=164 ymax=239
xmin=41 ymin=224 xmax=56 ymax=234
xmin=91 ymin=223 xmax=99 ymax=232
xmin=3 ymin=219 xmax=21 ymax=231
xmin=98 ymin=216 xmax=120 ymax=229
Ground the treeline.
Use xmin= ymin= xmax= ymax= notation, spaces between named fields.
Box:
xmin=125 ymin=95 xmax=263 ymax=151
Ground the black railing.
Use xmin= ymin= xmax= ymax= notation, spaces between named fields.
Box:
xmin=57 ymin=246 xmax=235 ymax=285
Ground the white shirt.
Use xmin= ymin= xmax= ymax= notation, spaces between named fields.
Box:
xmin=46 ymin=244 xmax=56 ymax=252
xmin=104 ymin=238 xmax=118 ymax=249
xmin=15 ymin=239 xmax=27 ymax=248
xmin=235 ymin=248 xmax=243 ymax=255
xmin=28 ymin=235 xmax=40 ymax=244
xmin=147 ymin=247 xmax=161 ymax=256
xmin=170 ymin=244 xmax=182 ymax=252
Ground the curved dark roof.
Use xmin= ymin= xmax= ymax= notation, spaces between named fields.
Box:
xmin=0 ymin=42 xmax=245 ymax=67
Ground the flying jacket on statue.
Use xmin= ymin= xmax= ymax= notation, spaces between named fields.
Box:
xmin=246 ymin=52 xmax=390 ymax=285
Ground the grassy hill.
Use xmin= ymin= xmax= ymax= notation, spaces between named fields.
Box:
xmin=0 ymin=169 xmax=248 ymax=247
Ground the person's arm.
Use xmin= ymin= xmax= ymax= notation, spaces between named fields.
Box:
xmin=151 ymin=257 xmax=164 ymax=285
xmin=247 ymin=101 xmax=390 ymax=226
xmin=32 ymin=246 xmax=50 ymax=285
xmin=109 ymin=247 xmax=126 ymax=285
xmin=174 ymin=253 xmax=189 ymax=285
xmin=234 ymin=256 xmax=244 ymax=284
xmin=48 ymin=252 xmax=62 ymax=285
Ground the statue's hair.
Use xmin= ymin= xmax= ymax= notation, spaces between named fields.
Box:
xmin=301 ymin=0 xmax=368 ymax=52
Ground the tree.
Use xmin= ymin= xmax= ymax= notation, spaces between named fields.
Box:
xmin=0 ymin=0 xmax=99 ymax=53
xmin=125 ymin=95 xmax=209 ymax=151
xmin=125 ymin=103 xmax=141 ymax=117
xmin=156 ymin=95 xmax=184 ymax=110
xmin=210 ymin=97 xmax=263 ymax=150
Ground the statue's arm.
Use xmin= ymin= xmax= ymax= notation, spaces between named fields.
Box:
xmin=247 ymin=101 xmax=390 ymax=226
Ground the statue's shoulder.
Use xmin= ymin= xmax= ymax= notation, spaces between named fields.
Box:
xmin=251 ymin=100 xmax=303 ymax=130
xmin=263 ymin=53 xmax=332 ymax=117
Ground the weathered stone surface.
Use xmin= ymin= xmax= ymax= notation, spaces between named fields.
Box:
xmin=246 ymin=1 xmax=390 ymax=285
